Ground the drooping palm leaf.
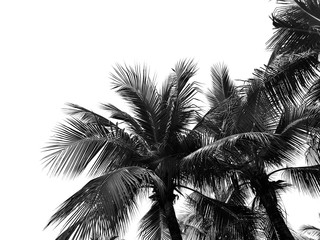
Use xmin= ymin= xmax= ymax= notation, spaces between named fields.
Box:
xmin=281 ymin=165 xmax=320 ymax=197
xmin=43 ymin=118 xmax=139 ymax=177
xmin=268 ymin=0 xmax=320 ymax=57
xmin=46 ymin=167 xmax=164 ymax=240
xmin=255 ymin=52 xmax=319 ymax=106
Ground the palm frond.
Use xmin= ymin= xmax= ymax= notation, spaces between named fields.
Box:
xmin=281 ymin=165 xmax=320 ymax=197
xmin=264 ymin=104 xmax=320 ymax=166
xmin=301 ymin=224 xmax=320 ymax=239
xmin=110 ymin=64 xmax=161 ymax=144
xmin=64 ymin=103 xmax=118 ymax=128
xmin=207 ymin=63 xmax=237 ymax=109
xmin=184 ymin=131 xmax=277 ymax=163
xmin=46 ymin=167 xmax=164 ymax=239
xmin=255 ymin=52 xmax=319 ymax=106
xmin=267 ymin=0 xmax=320 ymax=57
xmin=100 ymin=103 xmax=144 ymax=135
xmin=161 ymin=60 xmax=200 ymax=145
xmin=138 ymin=201 xmax=171 ymax=240
xmin=43 ymin=118 xmax=139 ymax=178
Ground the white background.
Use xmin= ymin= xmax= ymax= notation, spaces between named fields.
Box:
xmin=1 ymin=0 xmax=320 ymax=239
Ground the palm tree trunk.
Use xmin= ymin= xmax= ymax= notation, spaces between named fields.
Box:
xmin=163 ymin=200 xmax=183 ymax=240
xmin=253 ymin=177 xmax=295 ymax=240
xmin=259 ymin=191 xmax=295 ymax=240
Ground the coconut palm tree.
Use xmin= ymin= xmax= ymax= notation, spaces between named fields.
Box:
xmin=43 ymin=60 xmax=203 ymax=240
xmin=44 ymin=60 xmax=272 ymax=240
xmin=181 ymin=63 xmax=320 ymax=240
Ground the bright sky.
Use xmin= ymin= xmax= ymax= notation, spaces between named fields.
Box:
xmin=1 ymin=0 xmax=320 ymax=239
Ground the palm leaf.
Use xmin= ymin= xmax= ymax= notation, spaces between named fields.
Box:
xmin=138 ymin=201 xmax=171 ymax=240
xmin=43 ymin=118 xmax=139 ymax=177
xmin=101 ymin=103 xmax=144 ymax=136
xmin=267 ymin=0 xmax=320 ymax=57
xmin=282 ymin=165 xmax=320 ymax=197
xmin=63 ymin=103 xmax=117 ymax=128
xmin=110 ymin=64 xmax=162 ymax=144
xmin=161 ymin=60 xmax=200 ymax=145
xmin=46 ymin=167 xmax=164 ymax=239
xmin=255 ymin=52 xmax=319 ymax=107
xmin=207 ymin=63 xmax=237 ymax=108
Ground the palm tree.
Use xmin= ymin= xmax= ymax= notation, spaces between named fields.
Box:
xmin=43 ymin=60 xmax=271 ymax=240
xmin=43 ymin=60 xmax=203 ymax=240
xmin=181 ymin=63 xmax=320 ymax=240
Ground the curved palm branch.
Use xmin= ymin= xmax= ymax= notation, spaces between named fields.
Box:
xmin=43 ymin=117 xmax=141 ymax=178
xmin=254 ymin=52 xmax=319 ymax=107
xmin=281 ymin=165 xmax=320 ymax=197
xmin=64 ymin=103 xmax=118 ymax=128
xmin=268 ymin=0 xmax=320 ymax=64
xmin=267 ymin=0 xmax=320 ymax=58
xmin=46 ymin=167 xmax=164 ymax=240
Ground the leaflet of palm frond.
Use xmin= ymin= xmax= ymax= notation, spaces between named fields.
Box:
xmin=43 ymin=118 xmax=139 ymax=178
xmin=187 ymin=192 xmax=257 ymax=240
xmin=207 ymin=63 xmax=237 ymax=109
xmin=267 ymin=0 xmax=320 ymax=57
xmin=255 ymin=52 xmax=319 ymax=107
xmin=282 ymin=165 xmax=320 ymax=197
xmin=138 ymin=201 xmax=171 ymax=240
xmin=64 ymin=103 xmax=117 ymax=129
xmin=301 ymin=225 xmax=320 ymax=239
xmin=46 ymin=167 xmax=164 ymax=239
xmin=110 ymin=64 xmax=162 ymax=144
